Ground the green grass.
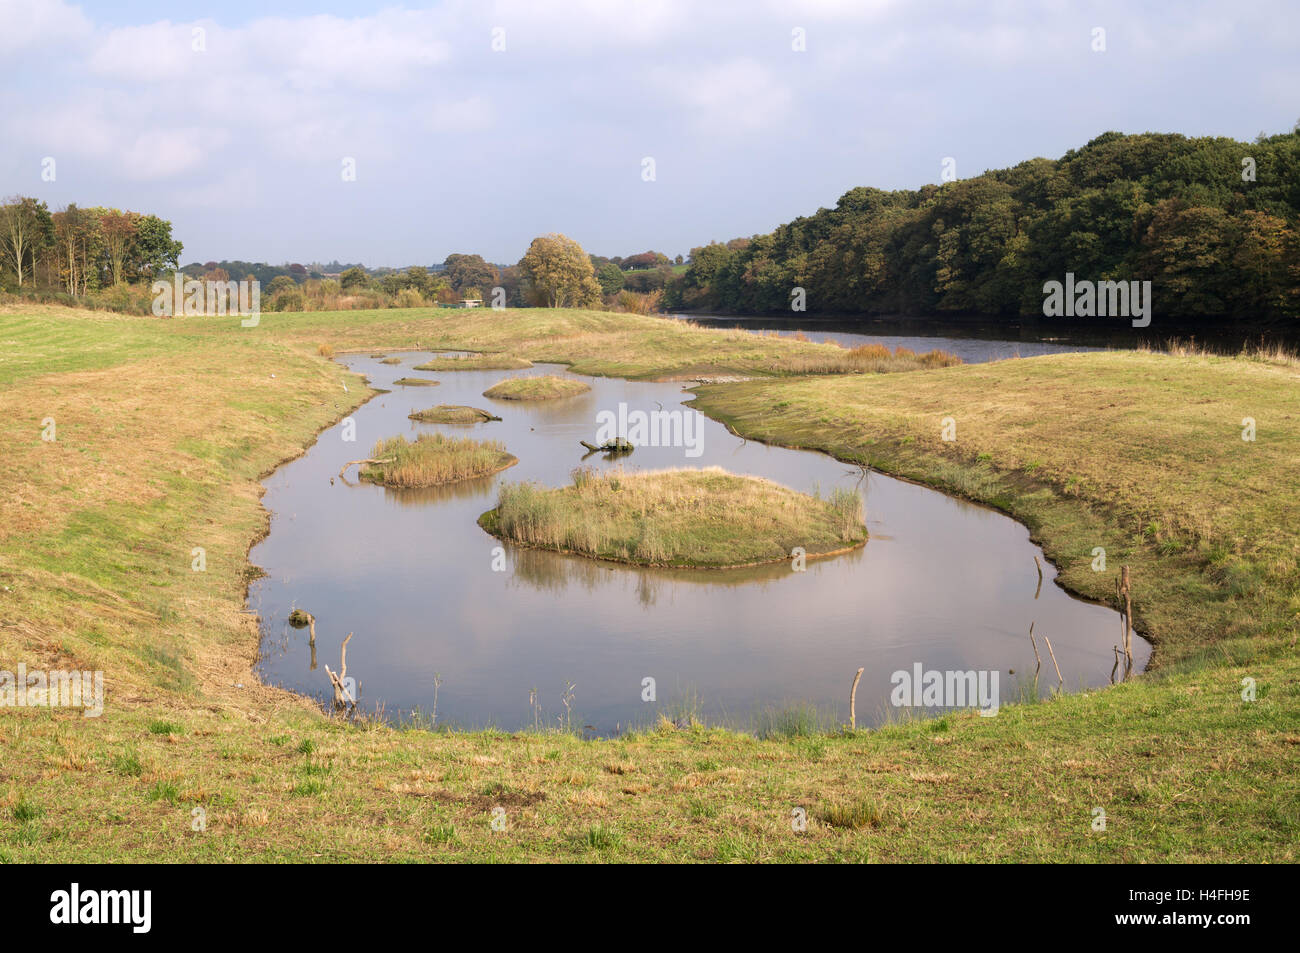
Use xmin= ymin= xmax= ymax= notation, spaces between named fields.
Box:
xmin=0 ymin=302 xmax=1295 ymax=863
xmin=482 ymin=375 xmax=591 ymax=400
xmin=391 ymin=377 xmax=440 ymax=387
xmin=479 ymin=466 xmax=866 ymax=568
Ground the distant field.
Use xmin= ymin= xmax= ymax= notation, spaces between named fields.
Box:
xmin=0 ymin=303 xmax=1294 ymax=862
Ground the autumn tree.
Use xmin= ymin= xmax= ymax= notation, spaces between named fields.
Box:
xmin=519 ymin=233 xmax=602 ymax=308
xmin=92 ymin=208 xmax=139 ymax=286
xmin=52 ymin=203 xmax=102 ymax=294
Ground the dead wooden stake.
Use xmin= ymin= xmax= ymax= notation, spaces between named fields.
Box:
xmin=324 ymin=631 xmax=356 ymax=710
xmin=1120 ymin=565 xmax=1133 ymax=665
xmin=1028 ymin=622 xmax=1041 ymax=671
xmin=849 ymin=667 xmax=864 ymax=730
xmin=1033 ymin=555 xmax=1043 ymax=599
xmin=1111 ymin=645 xmax=1120 ymax=684
xmin=1043 ymin=634 xmax=1064 ymax=687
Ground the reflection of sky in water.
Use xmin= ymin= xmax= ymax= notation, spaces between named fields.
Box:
xmin=250 ymin=353 xmax=1149 ymax=734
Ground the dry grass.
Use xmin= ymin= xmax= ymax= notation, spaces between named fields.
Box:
xmin=483 ymin=375 xmax=591 ymax=400
xmin=391 ymin=377 xmax=441 ymax=387
xmin=359 ymin=433 xmax=517 ymax=488
xmin=480 ymin=466 xmax=866 ymax=568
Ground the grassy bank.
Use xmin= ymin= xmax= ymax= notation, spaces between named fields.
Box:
xmin=689 ymin=348 xmax=1300 ymax=671
xmin=480 ymin=466 xmax=866 ymax=568
xmin=0 ymin=303 xmax=1295 ymax=863
xmin=357 ymin=434 xmax=516 ymax=487
xmin=482 ymin=375 xmax=591 ymax=400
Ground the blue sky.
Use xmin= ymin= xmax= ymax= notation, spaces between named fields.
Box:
xmin=2 ymin=0 xmax=1296 ymax=266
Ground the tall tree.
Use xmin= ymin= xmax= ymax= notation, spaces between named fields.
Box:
xmin=0 ymin=196 xmax=54 ymax=287
xmin=443 ymin=253 xmax=498 ymax=295
xmin=133 ymin=215 xmax=183 ymax=277
xmin=519 ymin=234 xmax=601 ymax=308
xmin=94 ymin=208 xmax=139 ymax=286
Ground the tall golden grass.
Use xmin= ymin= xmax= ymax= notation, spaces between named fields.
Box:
xmin=485 ymin=466 xmax=866 ymax=567
xmin=359 ymin=433 xmax=516 ymax=487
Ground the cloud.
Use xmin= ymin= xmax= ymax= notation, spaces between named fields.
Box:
xmin=652 ymin=58 xmax=793 ymax=132
xmin=0 ymin=0 xmax=92 ymax=55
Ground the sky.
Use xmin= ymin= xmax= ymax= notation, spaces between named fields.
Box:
xmin=2 ymin=0 xmax=1297 ymax=267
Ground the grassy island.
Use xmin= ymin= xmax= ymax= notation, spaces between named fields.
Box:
xmin=357 ymin=433 xmax=516 ymax=487
xmin=414 ymin=353 xmax=533 ymax=371
xmin=408 ymin=404 xmax=502 ymax=424
xmin=478 ymin=466 xmax=866 ymax=567
xmin=483 ymin=374 xmax=591 ymax=400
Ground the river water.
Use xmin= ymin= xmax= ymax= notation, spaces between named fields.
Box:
xmin=249 ymin=350 xmax=1149 ymax=734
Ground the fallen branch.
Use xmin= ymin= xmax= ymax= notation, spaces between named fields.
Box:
xmin=339 ymin=458 xmax=393 ymax=479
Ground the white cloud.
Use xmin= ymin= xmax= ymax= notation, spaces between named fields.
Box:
xmin=0 ymin=0 xmax=92 ymax=55
xmin=652 ymin=58 xmax=792 ymax=132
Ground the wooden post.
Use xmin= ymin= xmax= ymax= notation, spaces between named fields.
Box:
xmin=1033 ymin=555 xmax=1043 ymax=599
xmin=1028 ymin=622 xmax=1041 ymax=671
xmin=849 ymin=667 xmax=864 ymax=730
xmin=1120 ymin=565 xmax=1133 ymax=665
xmin=324 ymin=632 xmax=356 ymax=710
xmin=1043 ymin=635 xmax=1064 ymax=687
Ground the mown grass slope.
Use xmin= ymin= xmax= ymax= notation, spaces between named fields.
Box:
xmin=0 ymin=304 xmax=1295 ymax=862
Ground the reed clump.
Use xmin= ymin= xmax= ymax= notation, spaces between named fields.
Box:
xmin=359 ymin=433 xmax=516 ymax=488
xmin=479 ymin=466 xmax=866 ymax=568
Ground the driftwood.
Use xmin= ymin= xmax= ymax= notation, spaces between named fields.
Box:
xmin=338 ymin=457 xmax=393 ymax=479
xmin=324 ymin=632 xmax=356 ymax=710
xmin=579 ymin=438 xmax=634 ymax=455
xmin=849 ymin=667 xmax=864 ymax=730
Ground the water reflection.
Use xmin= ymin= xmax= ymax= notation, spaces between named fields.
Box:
xmin=249 ymin=351 xmax=1151 ymax=734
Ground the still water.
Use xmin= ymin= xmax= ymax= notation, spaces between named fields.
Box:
xmin=249 ymin=352 xmax=1149 ymax=733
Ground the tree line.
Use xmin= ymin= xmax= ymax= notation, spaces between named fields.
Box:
xmin=0 ymin=197 xmax=182 ymax=294
xmin=663 ymin=128 xmax=1300 ymax=322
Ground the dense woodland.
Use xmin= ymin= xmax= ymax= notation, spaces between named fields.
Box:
xmin=666 ymin=130 xmax=1300 ymax=322
xmin=5 ymin=130 xmax=1296 ymax=322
